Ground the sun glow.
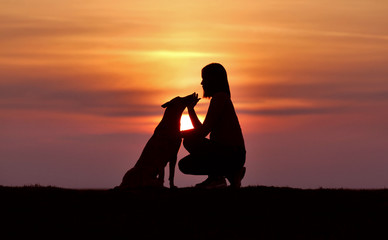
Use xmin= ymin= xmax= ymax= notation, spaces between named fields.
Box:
xmin=180 ymin=114 xmax=194 ymax=131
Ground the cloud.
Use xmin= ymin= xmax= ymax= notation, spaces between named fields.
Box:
xmin=234 ymin=81 xmax=388 ymax=116
xmin=0 ymin=11 xmax=160 ymax=41
xmin=238 ymin=106 xmax=347 ymax=116
xmin=220 ymin=24 xmax=388 ymax=42
xmin=0 ymin=78 xmax=166 ymax=118
xmin=237 ymin=81 xmax=388 ymax=101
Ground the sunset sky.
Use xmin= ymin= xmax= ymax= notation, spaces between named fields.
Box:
xmin=1 ymin=0 xmax=388 ymax=188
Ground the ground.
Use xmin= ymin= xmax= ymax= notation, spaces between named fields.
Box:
xmin=1 ymin=186 xmax=387 ymax=239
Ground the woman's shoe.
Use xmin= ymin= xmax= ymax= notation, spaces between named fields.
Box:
xmin=195 ymin=176 xmax=227 ymax=189
xmin=226 ymin=167 xmax=246 ymax=189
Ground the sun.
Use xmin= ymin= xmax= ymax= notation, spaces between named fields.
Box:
xmin=180 ymin=114 xmax=194 ymax=131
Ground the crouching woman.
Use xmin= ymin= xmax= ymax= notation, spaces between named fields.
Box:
xmin=179 ymin=63 xmax=246 ymax=189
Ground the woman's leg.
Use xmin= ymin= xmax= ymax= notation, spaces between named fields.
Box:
xmin=178 ymin=154 xmax=209 ymax=175
xmin=179 ymin=137 xmax=244 ymax=175
xmin=179 ymin=137 xmax=217 ymax=175
xmin=179 ymin=136 xmax=246 ymax=187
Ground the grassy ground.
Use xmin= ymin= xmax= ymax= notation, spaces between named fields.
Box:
xmin=1 ymin=185 xmax=387 ymax=239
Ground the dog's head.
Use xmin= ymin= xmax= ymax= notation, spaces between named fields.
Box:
xmin=161 ymin=93 xmax=198 ymax=112
xmin=157 ymin=93 xmax=198 ymax=132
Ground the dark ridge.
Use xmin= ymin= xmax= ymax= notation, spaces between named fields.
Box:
xmin=1 ymin=186 xmax=387 ymax=239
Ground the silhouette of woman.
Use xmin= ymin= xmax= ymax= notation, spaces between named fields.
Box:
xmin=179 ymin=63 xmax=246 ymax=189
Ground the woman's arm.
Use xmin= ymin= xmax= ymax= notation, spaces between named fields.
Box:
xmin=181 ymin=93 xmax=202 ymax=139
xmin=182 ymin=92 xmax=228 ymax=139
xmin=186 ymin=93 xmax=202 ymax=129
xmin=188 ymin=107 xmax=202 ymax=129
xmin=180 ymin=106 xmax=202 ymax=139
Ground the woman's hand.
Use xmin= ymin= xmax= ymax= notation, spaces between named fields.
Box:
xmin=187 ymin=92 xmax=200 ymax=109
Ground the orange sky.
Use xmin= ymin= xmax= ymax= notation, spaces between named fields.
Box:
xmin=1 ymin=0 xmax=388 ymax=188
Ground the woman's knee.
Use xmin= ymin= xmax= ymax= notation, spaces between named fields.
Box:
xmin=183 ymin=136 xmax=211 ymax=154
xmin=183 ymin=137 xmax=196 ymax=153
xmin=178 ymin=157 xmax=190 ymax=174
xmin=179 ymin=154 xmax=204 ymax=175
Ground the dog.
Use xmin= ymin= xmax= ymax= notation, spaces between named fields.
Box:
xmin=116 ymin=93 xmax=198 ymax=189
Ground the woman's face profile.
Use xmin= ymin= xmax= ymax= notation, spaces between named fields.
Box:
xmin=201 ymin=77 xmax=205 ymax=87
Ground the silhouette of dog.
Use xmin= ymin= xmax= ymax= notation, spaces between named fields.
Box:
xmin=116 ymin=93 xmax=198 ymax=189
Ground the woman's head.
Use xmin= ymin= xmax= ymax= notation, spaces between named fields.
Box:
xmin=201 ymin=63 xmax=231 ymax=98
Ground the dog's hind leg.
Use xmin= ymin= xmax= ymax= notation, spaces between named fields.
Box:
xmin=118 ymin=168 xmax=137 ymax=189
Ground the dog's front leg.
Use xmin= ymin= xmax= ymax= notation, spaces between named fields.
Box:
xmin=168 ymin=156 xmax=177 ymax=189
xmin=157 ymin=168 xmax=165 ymax=187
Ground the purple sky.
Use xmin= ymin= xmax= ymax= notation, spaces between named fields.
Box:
xmin=1 ymin=0 xmax=388 ymax=188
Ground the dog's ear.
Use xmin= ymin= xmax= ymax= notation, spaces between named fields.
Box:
xmin=161 ymin=101 xmax=170 ymax=108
